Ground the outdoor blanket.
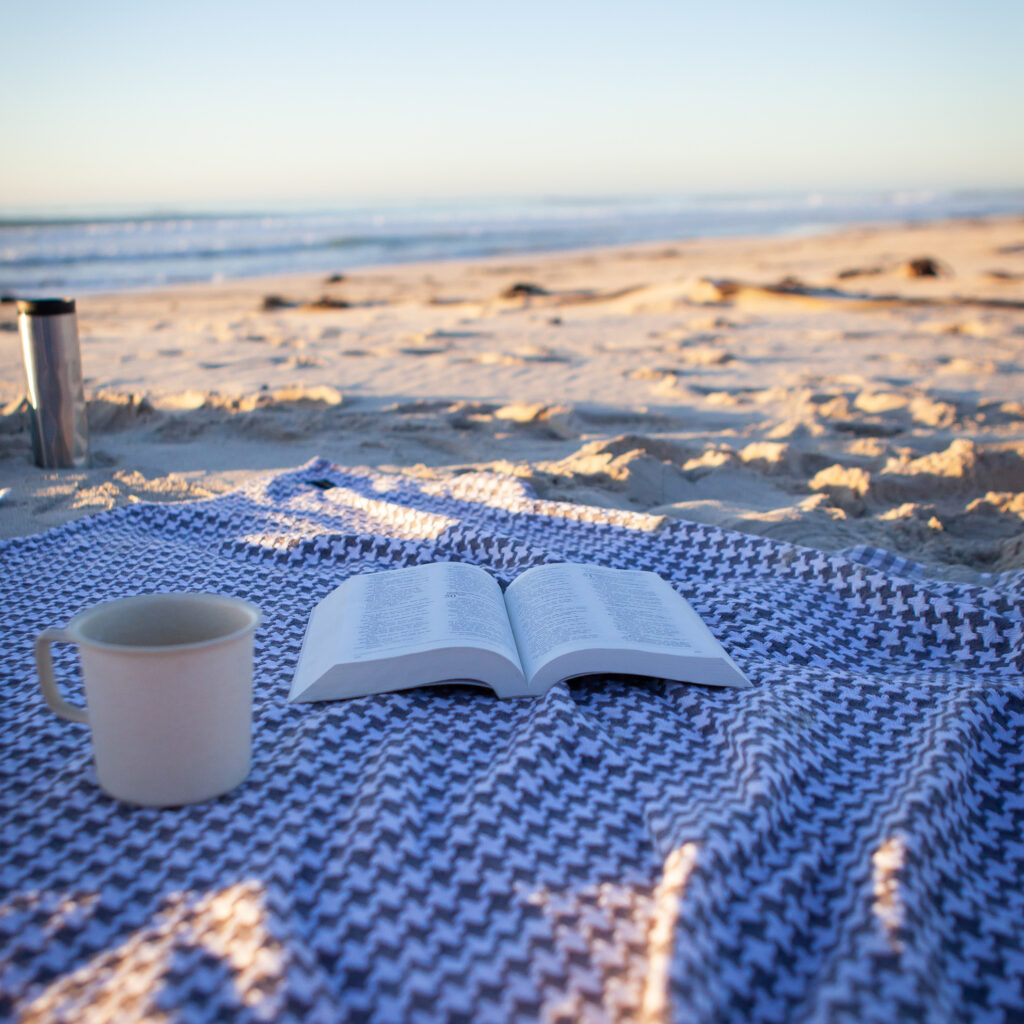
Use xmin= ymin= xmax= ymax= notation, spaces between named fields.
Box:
xmin=1 ymin=457 xmax=1022 ymax=1023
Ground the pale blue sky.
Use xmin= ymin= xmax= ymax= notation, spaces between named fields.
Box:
xmin=2 ymin=0 xmax=1021 ymax=209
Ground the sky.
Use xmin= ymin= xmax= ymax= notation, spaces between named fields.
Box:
xmin=1 ymin=0 xmax=1022 ymax=211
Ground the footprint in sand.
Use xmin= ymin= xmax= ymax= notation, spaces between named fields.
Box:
xmin=395 ymin=329 xmax=487 ymax=356
xmin=494 ymin=403 xmax=578 ymax=440
xmin=625 ymin=366 xmax=678 ymax=383
xmin=389 ymin=399 xmax=462 ymax=415
xmin=808 ymin=391 xmax=907 ymax=437
xmin=908 ymin=396 xmax=959 ymax=428
xmin=675 ymin=345 xmax=734 ymax=366
xmin=426 ymin=329 xmax=491 ymax=341
xmin=470 ymin=346 xmax=570 ymax=367
xmin=853 ymin=391 xmax=909 ymax=414
xmin=397 ymin=346 xmax=450 ymax=356
xmin=934 ymin=356 xmax=1001 ymax=375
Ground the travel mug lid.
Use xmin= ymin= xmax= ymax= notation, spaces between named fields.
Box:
xmin=17 ymin=298 xmax=76 ymax=316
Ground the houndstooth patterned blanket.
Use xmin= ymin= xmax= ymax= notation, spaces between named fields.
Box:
xmin=1 ymin=458 xmax=1022 ymax=1023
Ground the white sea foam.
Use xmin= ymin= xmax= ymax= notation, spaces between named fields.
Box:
xmin=0 ymin=190 xmax=1021 ymax=296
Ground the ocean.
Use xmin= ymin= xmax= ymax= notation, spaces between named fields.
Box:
xmin=2 ymin=190 xmax=1021 ymax=298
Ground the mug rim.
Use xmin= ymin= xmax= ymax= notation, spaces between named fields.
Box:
xmin=66 ymin=592 xmax=262 ymax=654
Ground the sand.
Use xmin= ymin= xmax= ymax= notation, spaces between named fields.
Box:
xmin=1 ymin=215 xmax=1022 ymax=580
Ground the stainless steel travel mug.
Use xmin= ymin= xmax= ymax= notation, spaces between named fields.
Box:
xmin=17 ymin=298 xmax=89 ymax=468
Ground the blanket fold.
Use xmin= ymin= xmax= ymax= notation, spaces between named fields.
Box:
xmin=1 ymin=458 xmax=1021 ymax=1023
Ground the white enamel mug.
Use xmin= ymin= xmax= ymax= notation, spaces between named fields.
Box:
xmin=35 ymin=593 xmax=262 ymax=807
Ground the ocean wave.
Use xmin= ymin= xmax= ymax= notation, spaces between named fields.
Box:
xmin=0 ymin=231 xmax=486 ymax=269
xmin=2 ymin=191 xmax=1021 ymax=295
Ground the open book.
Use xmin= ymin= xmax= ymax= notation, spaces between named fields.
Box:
xmin=289 ymin=561 xmax=750 ymax=702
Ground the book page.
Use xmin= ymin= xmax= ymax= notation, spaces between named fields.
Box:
xmin=577 ymin=564 xmax=718 ymax=655
xmin=504 ymin=563 xmax=726 ymax=685
xmin=341 ymin=561 xmax=521 ymax=664
xmin=503 ymin=564 xmax=601 ymax=681
xmin=289 ymin=561 xmax=535 ymax=702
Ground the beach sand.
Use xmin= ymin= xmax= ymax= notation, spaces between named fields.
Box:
xmin=1 ymin=215 xmax=1022 ymax=579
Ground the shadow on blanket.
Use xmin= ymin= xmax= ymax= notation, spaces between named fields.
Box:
xmin=1 ymin=457 xmax=1021 ymax=1022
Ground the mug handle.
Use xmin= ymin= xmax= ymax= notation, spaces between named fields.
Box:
xmin=35 ymin=627 xmax=88 ymax=724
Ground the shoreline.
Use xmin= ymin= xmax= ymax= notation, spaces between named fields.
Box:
xmin=1 ymin=215 xmax=1022 ymax=577
xmin=5 ymin=199 xmax=1021 ymax=299
xmin=34 ymin=211 xmax=1024 ymax=306
xmin=4 ymin=209 xmax=1020 ymax=306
